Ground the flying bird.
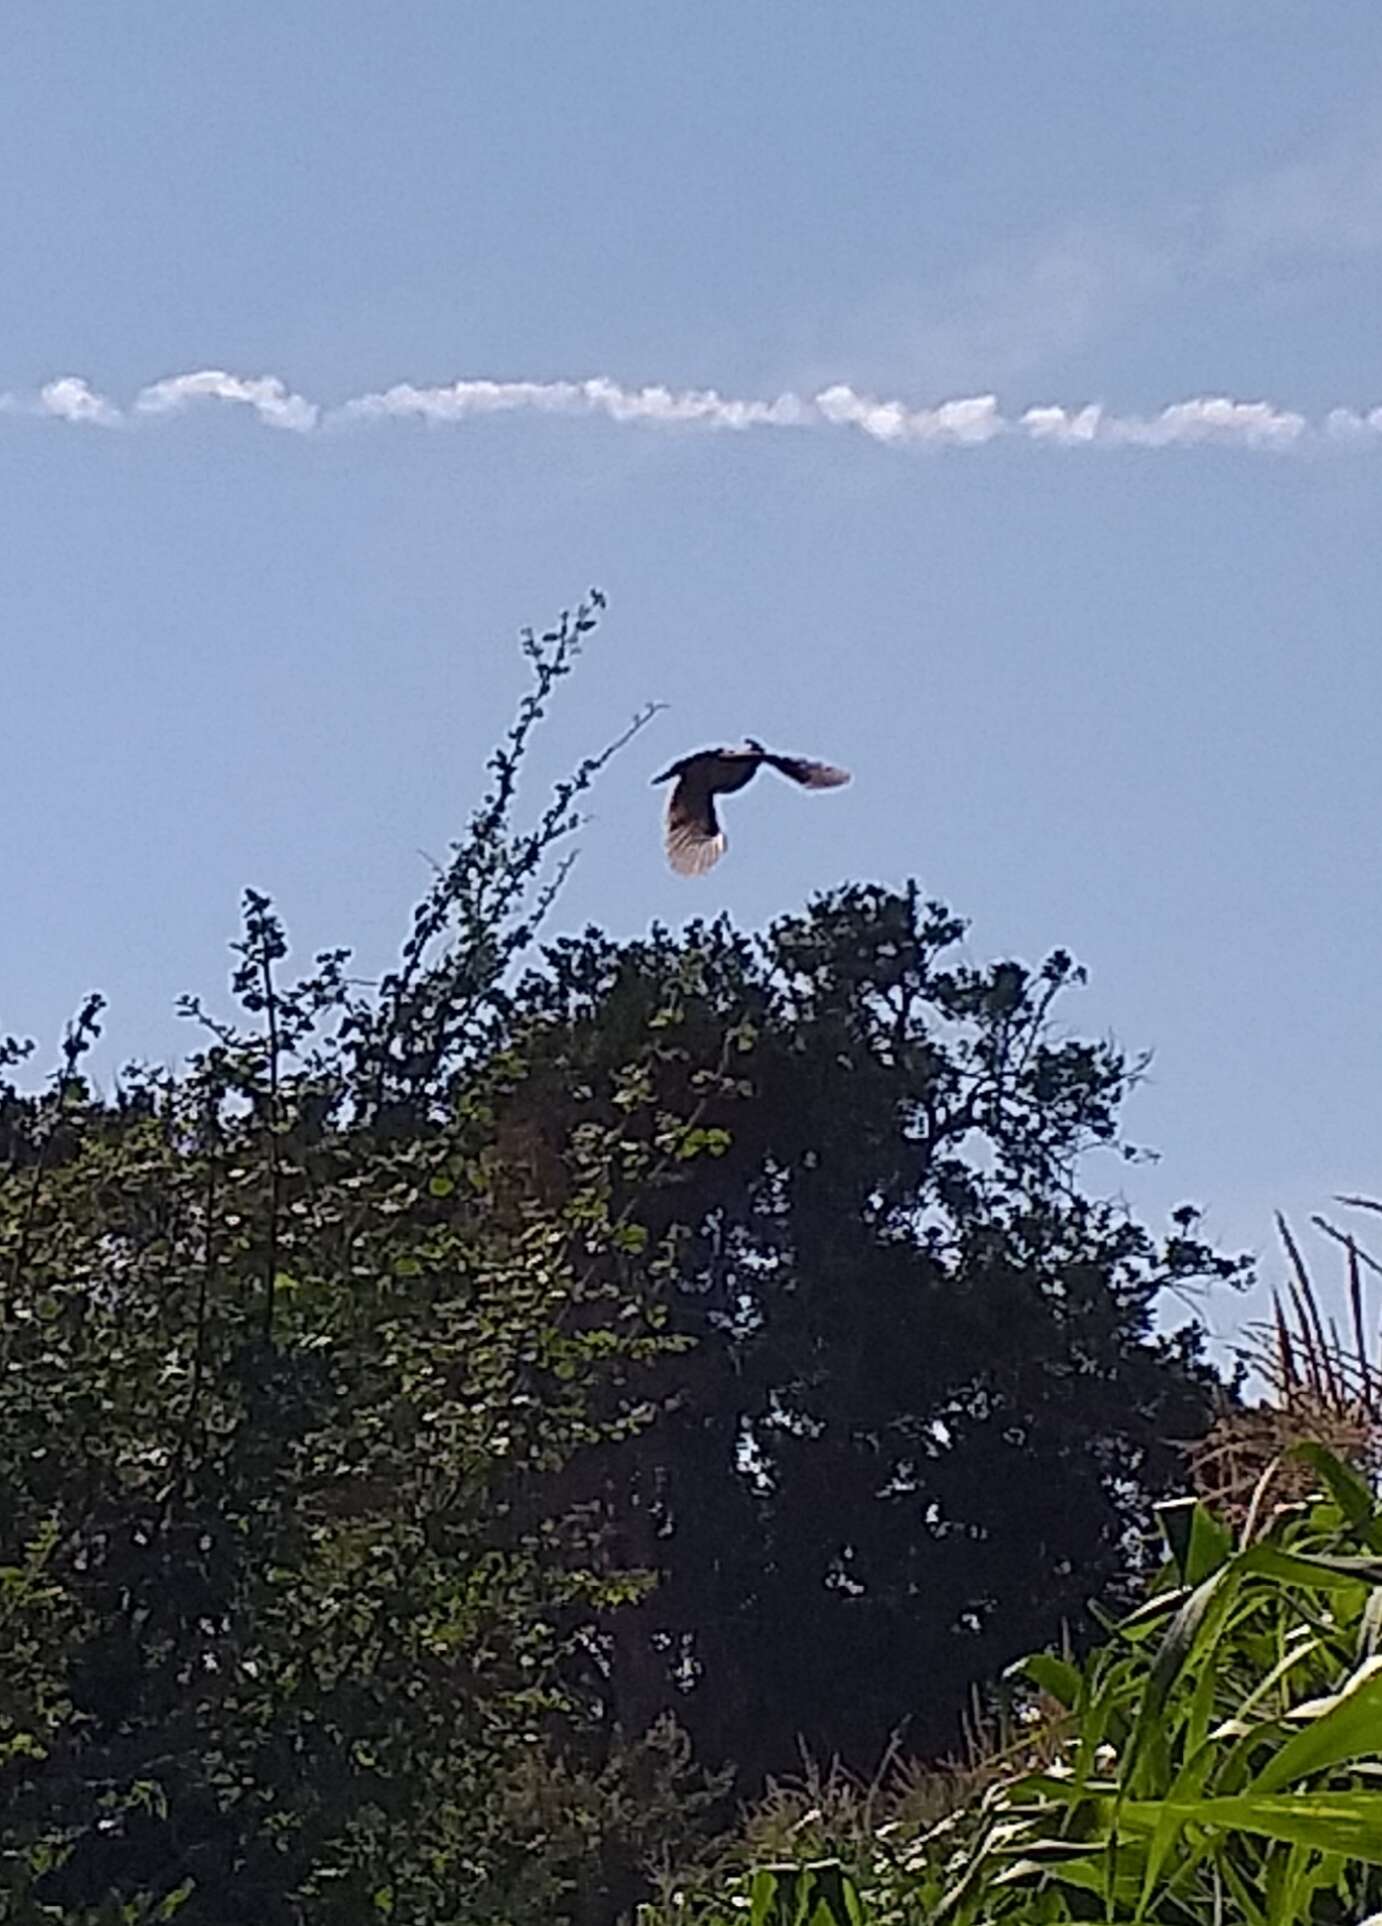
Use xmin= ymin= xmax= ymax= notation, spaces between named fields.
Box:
xmin=652 ymin=738 xmax=850 ymax=875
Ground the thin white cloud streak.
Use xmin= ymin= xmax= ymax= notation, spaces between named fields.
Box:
xmin=9 ymin=368 xmax=1382 ymax=454
xmin=337 ymin=375 xmax=808 ymax=432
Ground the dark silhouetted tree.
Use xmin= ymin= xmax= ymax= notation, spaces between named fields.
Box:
xmin=490 ymin=890 xmax=1244 ymax=1787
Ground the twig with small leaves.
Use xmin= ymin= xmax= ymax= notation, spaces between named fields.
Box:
xmin=3 ymin=992 xmax=105 ymax=1308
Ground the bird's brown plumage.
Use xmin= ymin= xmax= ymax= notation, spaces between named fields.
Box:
xmin=653 ymin=740 xmax=849 ymax=875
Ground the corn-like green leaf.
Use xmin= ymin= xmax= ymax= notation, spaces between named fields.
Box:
xmin=1357 ymin=1586 xmax=1382 ymax=1664
xmin=1251 ymin=1653 xmax=1382 ymax=1794
xmin=749 ymin=1866 xmax=784 ymax=1926
xmin=991 ymin=1835 xmax=1104 ymax=1868
xmin=1290 ymin=1441 xmax=1382 ymax=1545
xmin=747 ymin=1863 xmax=862 ymax=1926
xmin=801 ymin=1861 xmax=863 ymax=1926
xmin=1010 ymin=1651 xmax=1082 ymax=1710
xmin=1124 ymin=1564 xmax=1236 ymax=1797
xmin=1117 ymin=1586 xmax=1188 ymax=1639
xmin=1119 ymin=1790 xmax=1382 ymax=1864
xmin=1237 ymin=1540 xmax=1382 ymax=1589
xmin=1134 ymin=1734 xmax=1223 ymax=1918
xmin=1157 ymin=1496 xmax=1234 ymax=1586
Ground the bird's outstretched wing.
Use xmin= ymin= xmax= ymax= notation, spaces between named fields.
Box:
xmin=762 ymin=752 xmax=851 ymax=789
xmin=665 ymin=771 xmax=727 ymax=874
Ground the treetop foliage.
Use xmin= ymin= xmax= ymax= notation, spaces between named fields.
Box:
xmin=0 ymin=594 xmax=1244 ymax=1923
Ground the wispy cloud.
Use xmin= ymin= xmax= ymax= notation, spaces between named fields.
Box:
xmin=1214 ymin=124 xmax=1382 ymax=265
xmin=847 ymin=225 xmax=1175 ymax=394
xmin=6 ymin=367 xmax=1382 ymax=455
xmin=831 ymin=112 xmax=1382 ymax=396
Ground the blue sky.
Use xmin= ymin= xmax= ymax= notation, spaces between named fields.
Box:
xmin=6 ymin=2 xmax=1382 ymax=1358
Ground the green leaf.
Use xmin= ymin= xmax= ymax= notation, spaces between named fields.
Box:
xmin=1116 ymin=1587 xmax=1187 ymax=1639
xmin=677 ymin=1125 xmax=733 ymax=1161
xmin=1011 ymin=1652 xmax=1082 ymax=1710
xmin=749 ymin=1866 xmax=787 ymax=1926
xmin=0 ymin=1729 xmax=47 ymax=1763
xmin=1290 ymin=1441 xmax=1382 ymax=1545
xmin=1251 ymin=1654 xmax=1382 ymax=1795
xmin=1124 ymin=1564 xmax=1236 ymax=1796
xmin=1357 ymin=1587 xmax=1382 ymax=1664
xmin=1119 ymin=1791 xmax=1382 ymax=1865
xmin=1238 ymin=1539 xmax=1382 ymax=1589
xmin=991 ymin=1836 xmax=1104 ymax=1868
xmin=1156 ymin=1495 xmax=1233 ymax=1586
xmin=428 ymin=1173 xmax=455 ymax=1198
xmin=803 ymin=1861 xmax=863 ymax=1926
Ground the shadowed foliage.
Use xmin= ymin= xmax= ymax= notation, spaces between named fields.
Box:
xmin=0 ymin=594 xmax=1243 ymax=1923
xmin=488 ymin=890 xmax=1241 ymax=1792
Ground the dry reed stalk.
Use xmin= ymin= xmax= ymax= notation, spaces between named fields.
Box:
xmin=1188 ymin=1200 xmax=1382 ymax=1529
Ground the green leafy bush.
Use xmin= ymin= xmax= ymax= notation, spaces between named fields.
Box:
xmin=0 ymin=597 xmax=712 ymax=1924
